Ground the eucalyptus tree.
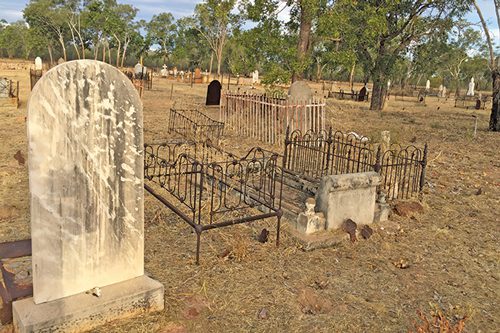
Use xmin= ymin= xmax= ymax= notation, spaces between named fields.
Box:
xmin=192 ymin=0 xmax=240 ymax=76
xmin=146 ymin=13 xmax=176 ymax=64
xmin=336 ymin=0 xmax=471 ymax=111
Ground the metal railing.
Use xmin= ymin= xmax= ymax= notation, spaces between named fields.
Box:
xmin=168 ymin=108 xmax=224 ymax=144
xmin=144 ymin=140 xmax=283 ymax=264
xmin=220 ymin=92 xmax=326 ymax=145
xmin=283 ymin=128 xmax=427 ymax=200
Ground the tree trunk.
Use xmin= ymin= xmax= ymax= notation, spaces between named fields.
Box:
xmin=48 ymin=45 xmax=53 ymax=66
xmin=370 ymin=72 xmax=387 ymax=111
xmin=209 ymin=51 xmax=213 ymax=79
xmin=121 ymin=42 xmax=129 ymax=68
xmin=349 ymin=62 xmax=356 ymax=90
xmin=490 ymin=69 xmax=500 ymax=131
xmin=59 ymin=34 xmax=67 ymax=61
xmin=292 ymin=1 xmax=313 ymax=83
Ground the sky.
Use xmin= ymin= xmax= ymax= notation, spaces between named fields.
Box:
xmin=0 ymin=0 xmax=498 ymax=45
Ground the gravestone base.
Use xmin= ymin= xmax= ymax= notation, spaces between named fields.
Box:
xmin=12 ymin=275 xmax=164 ymax=333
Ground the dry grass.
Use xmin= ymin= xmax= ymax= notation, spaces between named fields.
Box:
xmin=0 ymin=59 xmax=498 ymax=332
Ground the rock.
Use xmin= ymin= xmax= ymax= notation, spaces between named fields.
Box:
xmin=297 ymin=287 xmax=333 ymax=315
xmin=393 ymin=201 xmax=424 ymax=217
xmin=182 ymin=296 xmax=208 ymax=320
xmin=341 ymin=219 xmax=357 ymax=242
xmin=257 ymin=228 xmax=269 ymax=243
xmin=14 ymin=150 xmax=25 ymax=166
xmin=257 ymin=307 xmax=269 ymax=319
xmin=393 ymin=259 xmax=410 ymax=269
xmin=475 ymin=188 xmax=482 ymax=195
xmin=0 ymin=205 xmax=17 ymax=220
xmin=360 ymin=225 xmax=373 ymax=239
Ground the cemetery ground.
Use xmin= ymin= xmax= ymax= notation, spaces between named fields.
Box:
xmin=0 ymin=62 xmax=498 ymax=332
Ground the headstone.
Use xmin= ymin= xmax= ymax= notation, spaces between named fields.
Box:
xmin=57 ymin=58 xmax=65 ymax=65
xmin=467 ymin=77 xmax=475 ymax=96
xmin=288 ymin=81 xmax=313 ymax=102
xmin=34 ymin=57 xmax=42 ymax=71
xmin=206 ymin=80 xmax=222 ymax=106
xmin=442 ymin=86 xmax=447 ymax=98
xmin=194 ymin=68 xmax=202 ymax=84
xmin=134 ymin=62 xmax=143 ymax=75
xmin=358 ymin=85 xmax=367 ymax=101
xmin=380 ymin=131 xmax=390 ymax=154
xmin=252 ymin=70 xmax=259 ymax=84
xmin=173 ymin=67 xmax=178 ymax=78
xmin=425 ymin=80 xmax=430 ymax=91
xmin=13 ymin=60 xmax=163 ymax=332
xmin=161 ymin=64 xmax=168 ymax=77
xmin=0 ymin=78 xmax=10 ymax=98
xmin=387 ymin=80 xmax=391 ymax=90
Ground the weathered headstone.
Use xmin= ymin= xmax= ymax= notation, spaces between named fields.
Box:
xmin=467 ymin=77 xmax=475 ymax=96
xmin=252 ymin=70 xmax=259 ymax=84
xmin=288 ymin=81 xmax=313 ymax=102
xmin=425 ymin=79 xmax=430 ymax=91
xmin=13 ymin=60 xmax=164 ymax=332
xmin=57 ymin=57 xmax=65 ymax=65
xmin=194 ymin=68 xmax=202 ymax=84
xmin=442 ymin=86 xmax=447 ymax=98
xmin=206 ymin=80 xmax=222 ymax=106
xmin=161 ymin=64 xmax=168 ymax=77
xmin=34 ymin=57 xmax=42 ymax=71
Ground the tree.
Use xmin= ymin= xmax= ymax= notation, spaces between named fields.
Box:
xmin=473 ymin=0 xmax=500 ymax=131
xmin=146 ymin=13 xmax=176 ymax=63
xmin=337 ymin=0 xmax=470 ymax=111
xmin=193 ymin=0 xmax=240 ymax=76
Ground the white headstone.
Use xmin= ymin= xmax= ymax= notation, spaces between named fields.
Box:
xmin=134 ymin=62 xmax=143 ymax=75
xmin=252 ymin=70 xmax=259 ymax=84
xmin=425 ymin=80 xmax=430 ymax=90
xmin=467 ymin=77 xmax=475 ymax=96
xmin=27 ymin=60 xmax=145 ymax=304
xmin=35 ymin=57 xmax=43 ymax=71
xmin=442 ymin=86 xmax=447 ymax=97
xmin=387 ymin=80 xmax=391 ymax=90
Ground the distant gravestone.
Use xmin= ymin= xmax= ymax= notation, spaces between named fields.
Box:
xmin=194 ymin=68 xmax=202 ymax=84
xmin=34 ymin=57 xmax=42 ymax=71
xmin=161 ymin=64 xmax=167 ymax=77
xmin=252 ymin=70 xmax=259 ymax=84
xmin=288 ymin=81 xmax=313 ymax=102
xmin=13 ymin=60 xmax=163 ymax=332
xmin=206 ymin=80 xmax=222 ymax=105
xmin=57 ymin=57 xmax=65 ymax=65
xmin=467 ymin=77 xmax=475 ymax=96
xmin=425 ymin=80 xmax=430 ymax=91
xmin=358 ymin=86 xmax=367 ymax=101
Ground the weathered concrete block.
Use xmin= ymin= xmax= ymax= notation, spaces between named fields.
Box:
xmin=13 ymin=275 xmax=164 ymax=333
xmin=316 ymin=172 xmax=380 ymax=230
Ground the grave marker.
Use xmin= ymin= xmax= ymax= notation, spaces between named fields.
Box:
xmin=13 ymin=60 xmax=164 ymax=332
xmin=34 ymin=57 xmax=42 ymax=71
xmin=206 ymin=80 xmax=222 ymax=105
xmin=288 ymin=81 xmax=313 ymax=102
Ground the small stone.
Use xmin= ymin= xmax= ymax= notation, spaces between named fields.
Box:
xmin=475 ymin=188 xmax=482 ymax=195
xmin=257 ymin=307 xmax=269 ymax=319
xmin=393 ymin=259 xmax=410 ymax=269
xmin=360 ymin=225 xmax=373 ymax=239
xmin=14 ymin=150 xmax=25 ymax=165
xmin=257 ymin=228 xmax=269 ymax=243
xmin=341 ymin=219 xmax=357 ymax=242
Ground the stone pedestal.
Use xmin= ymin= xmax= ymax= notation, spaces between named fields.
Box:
xmin=13 ymin=276 xmax=164 ymax=333
xmin=316 ymin=172 xmax=380 ymax=229
xmin=295 ymin=198 xmax=326 ymax=234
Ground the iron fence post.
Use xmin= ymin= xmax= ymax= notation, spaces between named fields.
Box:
xmin=325 ymin=127 xmax=333 ymax=175
xmin=374 ymin=146 xmax=381 ymax=173
xmin=419 ymin=143 xmax=428 ymax=197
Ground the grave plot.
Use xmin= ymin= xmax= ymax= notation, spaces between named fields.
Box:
xmin=454 ymin=95 xmax=490 ymax=110
xmin=392 ymin=89 xmax=427 ymax=104
xmin=327 ymin=89 xmax=369 ymax=102
xmin=282 ymin=128 xmax=428 ymax=202
xmin=143 ymin=140 xmax=283 ymax=264
xmin=168 ymin=108 xmax=224 ymax=144
xmin=0 ymin=78 xmax=19 ymax=108
xmin=220 ymin=91 xmax=326 ymax=145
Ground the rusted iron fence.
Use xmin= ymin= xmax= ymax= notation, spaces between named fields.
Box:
xmin=0 ymin=79 xmax=19 ymax=108
xmin=168 ymin=108 xmax=224 ymax=143
xmin=144 ymin=140 xmax=283 ymax=264
xmin=327 ymin=90 xmax=369 ymax=102
xmin=283 ymin=128 xmax=427 ymax=200
xmin=220 ymin=92 xmax=326 ymax=145
xmin=29 ymin=69 xmax=43 ymax=90
xmin=454 ymin=95 xmax=489 ymax=110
